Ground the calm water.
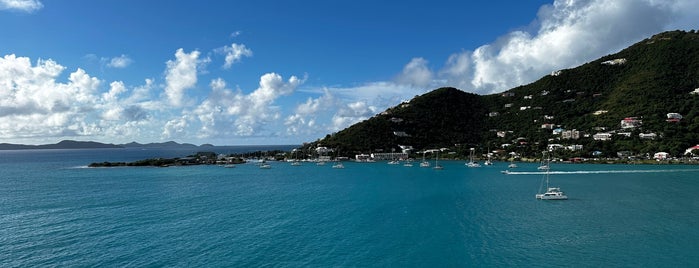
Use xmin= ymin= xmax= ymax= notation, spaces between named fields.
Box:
xmin=1 ymin=149 xmax=699 ymax=267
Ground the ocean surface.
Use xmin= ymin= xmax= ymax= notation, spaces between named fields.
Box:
xmin=1 ymin=148 xmax=699 ymax=267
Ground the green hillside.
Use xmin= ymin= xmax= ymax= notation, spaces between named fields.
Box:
xmin=305 ymin=30 xmax=699 ymax=160
xmin=315 ymin=87 xmax=489 ymax=156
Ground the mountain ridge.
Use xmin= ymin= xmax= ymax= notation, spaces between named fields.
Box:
xmin=306 ymin=30 xmax=699 ymax=159
xmin=0 ymin=140 xmax=213 ymax=150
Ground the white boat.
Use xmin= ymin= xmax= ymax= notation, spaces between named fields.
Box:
xmin=223 ymin=164 xmax=236 ymax=168
xmin=388 ymin=160 xmax=400 ymax=165
xmin=259 ymin=163 xmax=272 ymax=169
xmin=535 ymin=158 xmax=567 ymax=200
xmin=433 ymin=151 xmax=444 ymax=170
xmin=508 ymin=152 xmax=518 ymax=168
xmin=332 ymin=162 xmax=345 ymax=169
xmin=484 ymin=149 xmax=494 ymax=165
xmin=419 ymin=151 xmax=430 ymax=167
xmin=466 ymin=148 xmax=481 ymax=167
xmin=403 ymin=161 xmax=414 ymax=167
xmin=290 ymin=149 xmax=302 ymax=166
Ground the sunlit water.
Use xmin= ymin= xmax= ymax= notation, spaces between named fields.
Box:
xmin=1 ymin=149 xmax=698 ymax=266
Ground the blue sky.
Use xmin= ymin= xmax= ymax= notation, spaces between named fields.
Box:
xmin=1 ymin=0 xmax=697 ymax=145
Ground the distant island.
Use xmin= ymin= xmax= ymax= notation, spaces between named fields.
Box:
xmin=0 ymin=140 xmax=214 ymax=150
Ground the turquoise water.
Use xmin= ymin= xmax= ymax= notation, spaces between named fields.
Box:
xmin=1 ymin=149 xmax=699 ymax=267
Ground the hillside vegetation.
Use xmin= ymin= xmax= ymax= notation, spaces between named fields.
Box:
xmin=305 ymin=30 xmax=699 ymax=160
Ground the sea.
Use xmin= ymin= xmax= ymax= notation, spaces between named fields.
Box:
xmin=1 ymin=148 xmax=699 ymax=267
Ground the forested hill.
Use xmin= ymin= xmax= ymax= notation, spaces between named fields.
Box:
xmin=315 ymin=87 xmax=488 ymax=156
xmin=307 ymin=30 xmax=699 ymax=159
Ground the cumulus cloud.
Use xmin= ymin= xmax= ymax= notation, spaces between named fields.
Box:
xmin=184 ymin=73 xmax=304 ymax=139
xmin=285 ymin=89 xmax=336 ymax=135
xmin=218 ymin=43 xmax=252 ymax=69
xmin=434 ymin=0 xmax=699 ymax=94
xmin=0 ymin=54 xmax=101 ymax=139
xmin=0 ymin=0 xmax=43 ymax=12
xmin=331 ymin=101 xmax=377 ymax=131
xmin=395 ymin=57 xmax=433 ymax=88
xmin=106 ymin=54 xmax=133 ymax=68
xmin=164 ymin=48 xmax=201 ymax=107
xmin=0 ymin=53 xmax=161 ymax=143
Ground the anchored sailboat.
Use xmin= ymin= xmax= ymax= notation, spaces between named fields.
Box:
xmin=466 ymin=148 xmax=481 ymax=167
xmin=433 ymin=150 xmax=444 ymax=170
xmin=535 ymin=156 xmax=567 ymax=200
xmin=419 ymin=151 xmax=431 ymax=167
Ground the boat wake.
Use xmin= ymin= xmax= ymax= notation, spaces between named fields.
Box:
xmin=504 ymin=169 xmax=699 ymax=175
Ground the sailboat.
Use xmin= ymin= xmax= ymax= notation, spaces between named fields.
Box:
xmin=507 ymin=152 xmax=518 ymax=169
xmin=484 ymin=153 xmax=493 ymax=166
xmin=332 ymin=161 xmax=345 ymax=169
xmin=290 ymin=149 xmax=302 ymax=166
xmin=259 ymin=159 xmax=272 ymax=169
xmin=332 ymin=148 xmax=344 ymax=169
xmin=433 ymin=150 xmax=444 ymax=170
xmin=419 ymin=151 xmax=431 ymax=167
xmin=535 ymin=157 xmax=567 ymax=200
xmin=466 ymin=148 xmax=481 ymax=167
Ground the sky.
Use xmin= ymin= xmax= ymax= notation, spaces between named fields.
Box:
xmin=1 ymin=0 xmax=697 ymax=145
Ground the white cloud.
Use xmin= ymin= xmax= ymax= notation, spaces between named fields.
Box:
xmin=395 ymin=57 xmax=433 ymax=88
xmin=0 ymin=54 xmax=101 ymax=139
xmin=436 ymin=0 xmax=699 ymax=94
xmin=296 ymin=81 xmax=427 ymax=133
xmin=162 ymin=116 xmax=190 ymax=139
xmin=187 ymin=73 xmax=304 ymax=139
xmin=0 ymin=0 xmax=42 ymax=12
xmin=331 ymin=101 xmax=377 ymax=131
xmin=284 ymin=89 xmax=336 ymax=135
xmin=164 ymin=48 xmax=200 ymax=107
xmin=106 ymin=54 xmax=133 ymax=68
xmin=218 ymin=43 xmax=252 ymax=69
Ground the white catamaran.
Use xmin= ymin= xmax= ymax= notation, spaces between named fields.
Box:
xmin=535 ymin=156 xmax=567 ymax=200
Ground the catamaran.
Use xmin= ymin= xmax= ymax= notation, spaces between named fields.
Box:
xmin=535 ymin=157 xmax=567 ymax=200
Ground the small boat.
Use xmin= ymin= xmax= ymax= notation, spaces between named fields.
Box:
xmin=433 ymin=151 xmax=444 ymax=170
xmin=484 ymin=150 xmax=494 ymax=166
xmin=403 ymin=161 xmax=414 ymax=167
xmin=259 ymin=163 xmax=272 ymax=169
xmin=332 ymin=162 xmax=345 ymax=169
xmin=535 ymin=157 xmax=567 ymax=200
xmin=388 ymin=160 xmax=400 ymax=165
xmin=290 ymin=149 xmax=302 ymax=166
xmin=508 ymin=152 xmax=518 ymax=168
xmin=419 ymin=151 xmax=430 ymax=167
xmin=466 ymin=148 xmax=481 ymax=167
xmin=223 ymin=164 xmax=236 ymax=168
